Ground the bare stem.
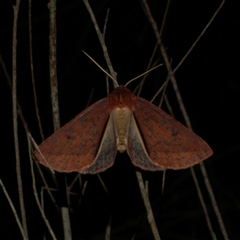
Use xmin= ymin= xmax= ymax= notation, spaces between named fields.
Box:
xmin=135 ymin=171 xmax=161 ymax=240
xmin=200 ymin=163 xmax=229 ymax=240
xmin=190 ymin=167 xmax=217 ymax=240
xmin=61 ymin=207 xmax=72 ymax=239
xmin=12 ymin=1 xmax=29 ymax=238
xmin=48 ymin=1 xmax=72 ymax=238
xmin=28 ymin=0 xmax=45 ymax=141
xmin=28 ymin=134 xmax=57 ymax=239
xmin=83 ymin=0 xmax=118 ymax=88
xmin=172 ymin=0 xmax=226 ymax=75
xmin=105 ymin=214 xmax=112 ymax=240
xmin=0 ymin=179 xmax=27 ymax=240
xmin=48 ymin=0 xmax=60 ymax=131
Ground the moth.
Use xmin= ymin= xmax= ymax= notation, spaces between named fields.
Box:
xmin=33 ymin=85 xmax=213 ymax=174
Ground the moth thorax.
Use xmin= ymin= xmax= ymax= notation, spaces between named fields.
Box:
xmin=112 ymin=106 xmax=132 ymax=153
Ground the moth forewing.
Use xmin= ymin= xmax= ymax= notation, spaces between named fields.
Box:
xmin=132 ymin=96 xmax=213 ymax=169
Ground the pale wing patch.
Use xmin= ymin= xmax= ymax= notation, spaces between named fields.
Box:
xmin=127 ymin=114 xmax=165 ymax=171
xmin=80 ymin=114 xmax=117 ymax=174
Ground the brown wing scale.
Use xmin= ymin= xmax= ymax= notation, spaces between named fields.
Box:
xmin=33 ymin=98 xmax=113 ymax=173
xmin=131 ymin=97 xmax=213 ymax=169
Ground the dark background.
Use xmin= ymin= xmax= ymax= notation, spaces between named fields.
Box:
xmin=0 ymin=0 xmax=239 ymax=239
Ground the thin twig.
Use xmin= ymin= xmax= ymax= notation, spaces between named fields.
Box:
xmin=28 ymin=0 xmax=44 ymax=141
xmin=158 ymin=0 xmax=170 ymax=42
xmin=48 ymin=0 xmax=60 ymax=131
xmin=12 ymin=1 xmax=29 ymax=239
xmin=97 ymin=174 xmax=109 ymax=194
xmin=103 ymin=8 xmax=110 ymax=38
xmin=106 ymin=74 xmax=110 ymax=96
xmin=85 ymin=88 xmax=95 ymax=108
xmin=0 ymin=179 xmax=27 ymax=240
xmin=125 ymin=64 xmax=162 ymax=87
xmin=48 ymin=1 xmax=72 ymax=239
xmin=135 ymin=171 xmax=161 ymax=240
xmin=140 ymin=0 xmax=170 ymax=101
xmin=82 ymin=50 xmax=118 ymax=87
xmin=158 ymin=68 xmax=170 ymax=107
xmin=200 ymin=163 xmax=229 ymax=240
xmin=150 ymin=82 xmax=166 ymax=104
xmin=35 ymin=162 xmax=59 ymax=212
xmin=169 ymin=75 xmax=192 ymax=128
xmin=31 ymin=136 xmax=55 ymax=174
xmin=40 ymin=186 xmax=60 ymax=213
xmin=172 ymin=0 xmax=226 ymax=75
xmin=105 ymin=214 xmax=112 ymax=240
xmin=81 ymin=180 xmax=88 ymax=196
xmin=137 ymin=45 xmax=159 ymax=96
xmin=163 ymin=94 xmax=175 ymax=118
xmin=151 ymin=59 xmax=172 ymax=104
xmin=61 ymin=207 xmax=72 ymax=239
xmin=78 ymin=180 xmax=88 ymax=205
xmin=28 ymin=134 xmax=57 ymax=240
xmin=30 ymin=134 xmax=60 ymax=213
xmin=157 ymin=64 xmax=171 ymax=195
xmin=83 ymin=0 xmax=118 ymax=87
xmin=190 ymin=167 xmax=217 ymax=239
xmin=161 ymin=171 xmax=166 ymax=194
xmin=68 ymin=174 xmax=81 ymax=190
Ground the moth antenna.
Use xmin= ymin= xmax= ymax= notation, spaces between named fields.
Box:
xmin=125 ymin=64 xmax=163 ymax=87
xmin=82 ymin=50 xmax=119 ymax=87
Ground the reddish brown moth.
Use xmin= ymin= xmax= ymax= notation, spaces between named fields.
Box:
xmin=33 ymin=85 xmax=213 ymax=174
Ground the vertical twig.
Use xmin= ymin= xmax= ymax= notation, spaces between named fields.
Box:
xmin=137 ymin=44 xmax=158 ymax=96
xmin=28 ymin=134 xmax=57 ymax=240
xmin=28 ymin=0 xmax=59 ymax=216
xmin=61 ymin=207 xmax=72 ymax=239
xmin=28 ymin=0 xmax=45 ymax=141
xmin=199 ymin=164 xmax=229 ymax=240
xmin=83 ymin=0 xmax=118 ymax=88
xmin=48 ymin=0 xmax=60 ymax=131
xmin=103 ymin=8 xmax=110 ymax=37
xmin=105 ymin=214 xmax=112 ymax=240
xmin=135 ymin=171 xmax=161 ymax=240
xmin=137 ymin=1 xmax=170 ymax=95
xmin=48 ymin=1 xmax=72 ymax=239
xmin=97 ymin=174 xmax=109 ymax=194
xmin=12 ymin=1 xmax=29 ymax=239
xmin=0 ymin=179 xmax=27 ymax=240
xmin=190 ymin=167 xmax=217 ymax=240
